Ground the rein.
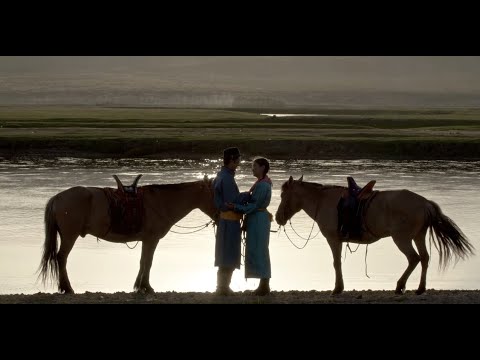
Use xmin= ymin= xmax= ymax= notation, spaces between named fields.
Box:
xmin=96 ymin=236 xmax=141 ymax=250
xmin=122 ymin=219 xmax=214 ymax=249
xmin=160 ymin=180 xmax=217 ymax=235
xmin=282 ymin=199 xmax=321 ymax=249
xmin=169 ymin=219 xmax=215 ymax=234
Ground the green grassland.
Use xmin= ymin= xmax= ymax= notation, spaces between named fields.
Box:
xmin=1 ymin=106 xmax=479 ymax=159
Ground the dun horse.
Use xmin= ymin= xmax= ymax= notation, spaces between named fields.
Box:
xmin=275 ymin=175 xmax=474 ymax=295
xmin=39 ymin=175 xmax=217 ymax=294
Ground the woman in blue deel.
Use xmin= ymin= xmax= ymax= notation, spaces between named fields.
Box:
xmin=227 ymin=157 xmax=273 ymax=296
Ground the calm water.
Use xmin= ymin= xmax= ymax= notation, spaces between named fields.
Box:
xmin=260 ymin=113 xmax=328 ymax=117
xmin=0 ymin=157 xmax=479 ymax=294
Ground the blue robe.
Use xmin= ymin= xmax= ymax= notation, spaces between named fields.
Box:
xmin=213 ymin=166 xmax=242 ymax=269
xmin=234 ymin=181 xmax=272 ymax=279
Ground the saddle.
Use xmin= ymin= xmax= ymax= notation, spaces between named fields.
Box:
xmin=346 ymin=176 xmax=376 ymax=200
xmin=337 ymin=176 xmax=377 ymax=240
xmin=104 ymin=174 xmax=145 ymax=236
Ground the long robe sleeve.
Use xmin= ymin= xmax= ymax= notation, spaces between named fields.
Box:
xmin=213 ymin=178 xmax=228 ymax=211
xmin=234 ymin=182 xmax=270 ymax=214
xmin=214 ymin=174 xmax=241 ymax=211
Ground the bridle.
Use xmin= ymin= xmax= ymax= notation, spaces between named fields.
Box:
xmin=279 ymin=185 xmax=322 ymax=249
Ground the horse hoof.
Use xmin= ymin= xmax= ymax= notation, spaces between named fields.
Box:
xmin=415 ymin=288 xmax=426 ymax=295
xmin=135 ymin=288 xmax=146 ymax=295
xmin=395 ymin=288 xmax=405 ymax=295
xmin=330 ymin=289 xmax=344 ymax=296
xmin=146 ymin=288 xmax=155 ymax=295
xmin=135 ymin=287 xmax=155 ymax=295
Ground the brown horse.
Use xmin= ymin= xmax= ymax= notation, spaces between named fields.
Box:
xmin=275 ymin=175 xmax=474 ymax=295
xmin=39 ymin=175 xmax=218 ymax=294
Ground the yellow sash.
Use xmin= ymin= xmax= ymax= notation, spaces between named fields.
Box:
xmin=220 ymin=210 xmax=244 ymax=221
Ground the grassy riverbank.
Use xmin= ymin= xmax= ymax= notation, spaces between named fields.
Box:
xmin=1 ymin=106 xmax=480 ymax=159
xmin=1 ymin=290 xmax=479 ymax=304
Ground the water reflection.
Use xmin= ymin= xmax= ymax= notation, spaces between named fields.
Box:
xmin=0 ymin=158 xmax=479 ymax=294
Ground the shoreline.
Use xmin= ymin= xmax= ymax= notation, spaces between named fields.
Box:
xmin=2 ymin=140 xmax=480 ymax=161
xmin=1 ymin=106 xmax=480 ymax=161
xmin=1 ymin=290 xmax=480 ymax=304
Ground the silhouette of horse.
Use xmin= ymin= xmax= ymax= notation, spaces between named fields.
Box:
xmin=39 ymin=175 xmax=218 ymax=294
xmin=275 ymin=175 xmax=474 ymax=295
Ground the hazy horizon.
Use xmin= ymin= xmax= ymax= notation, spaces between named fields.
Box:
xmin=1 ymin=56 xmax=480 ymax=107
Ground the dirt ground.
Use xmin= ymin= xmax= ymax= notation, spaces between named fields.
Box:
xmin=1 ymin=289 xmax=479 ymax=304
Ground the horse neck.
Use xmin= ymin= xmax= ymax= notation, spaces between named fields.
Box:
xmin=298 ymin=184 xmax=344 ymax=221
xmin=147 ymin=183 xmax=202 ymax=224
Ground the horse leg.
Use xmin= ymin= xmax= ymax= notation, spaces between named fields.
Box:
xmin=57 ymin=234 xmax=78 ymax=294
xmin=392 ymin=235 xmax=420 ymax=294
xmin=413 ymin=229 xmax=429 ymax=295
xmin=327 ymin=237 xmax=344 ymax=295
xmin=134 ymin=239 xmax=159 ymax=295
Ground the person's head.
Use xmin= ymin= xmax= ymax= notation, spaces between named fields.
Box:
xmin=252 ymin=157 xmax=270 ymax=179
xmin=223 ymin=147 xmax=241 ymax=170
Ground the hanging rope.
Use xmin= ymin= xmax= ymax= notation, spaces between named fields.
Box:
xmin=347 ymin=242 xmax=361 ymax=253
xmin=169 ymin=220 xmax=214 ymax=234
xmin=282 ymin=226 xmax=311 ymax=249
xmin=241 ymin=228 xmax=247 ymax=266
xmin=173 ymin=220 xmax=213 ymax=229
xmin=288 ymin=219 xmax=321 ymax=241
xmin=282 ymin=200 xmax=321 ymax=249
xmin=122 ymin=219 xmax=215 ymax=248
xmin=342 ymin=241 xmax=370 ymax=278
xmin=342 ymin=242 xmax=361 ymax=263
xmin=125 ymin=241 xmax=140 ymax=249
xmin=365 ymin=244 xmax=370 ymax=278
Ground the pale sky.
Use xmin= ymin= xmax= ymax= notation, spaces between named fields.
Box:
xmin=1 ymin=56 xmax=480 ymax=94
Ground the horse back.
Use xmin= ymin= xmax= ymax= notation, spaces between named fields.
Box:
xmin=366 ymin=189 xmax=429 ymax=236
xmin=379 ymin=189 xmax=428 ymax=212
xmin=53 ymin=186 xmax=96 ymax=211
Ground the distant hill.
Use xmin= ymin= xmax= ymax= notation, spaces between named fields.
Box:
xmin=1 ymin=56 xmax=480 ymax=108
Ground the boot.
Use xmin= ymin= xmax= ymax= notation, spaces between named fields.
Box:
xmin=253 ymin=278 xmax=270 ymax=296
xmin=215 ymin=268 xmax=235 ymax=296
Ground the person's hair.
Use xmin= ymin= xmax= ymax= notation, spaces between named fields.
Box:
xmin=254 ymin=157 xmax=270 ymax=177
xmin=224 ymin=153 xmax=240 ymax=166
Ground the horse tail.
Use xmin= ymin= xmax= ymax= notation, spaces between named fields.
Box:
xmin=38 ymin=195 xmax=60 ymax=285
xmin=426 ymin=200 xmax=474 ymax=270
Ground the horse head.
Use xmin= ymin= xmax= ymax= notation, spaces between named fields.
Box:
xmin=198 ymin=175 xmax=219 ymax=223
xmin=275 ymin=175 xmax=304 ymax=226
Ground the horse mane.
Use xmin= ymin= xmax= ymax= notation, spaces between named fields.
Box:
xmin=146 ymin=180 xmax=208 ymax=192
xmin=281 ymin=180 xmax=344 ymax=192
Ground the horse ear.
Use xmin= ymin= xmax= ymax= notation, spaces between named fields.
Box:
xmin=288 ymin=176 xmax=294 ymax=184
xmin=298 ymin=175 xmax=303 ymax=182
xmin=203 ymin=174 xmax=208 ymax=182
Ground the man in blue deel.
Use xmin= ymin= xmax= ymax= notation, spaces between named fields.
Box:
xmin=213 ymin=147 xmax=244 ymax=295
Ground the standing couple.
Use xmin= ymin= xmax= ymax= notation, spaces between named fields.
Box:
xmin=213 ymin=147 xmax=273 ymax=296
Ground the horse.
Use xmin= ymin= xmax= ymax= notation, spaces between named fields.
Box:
xmin=275 ymin=175 xmax=474 ymax=295
xmin=38 ymin=175 xmax=218 ymax=294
